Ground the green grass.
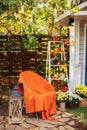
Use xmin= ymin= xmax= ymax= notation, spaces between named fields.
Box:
xmin=66 ymin=107 xmax=87 ymax=120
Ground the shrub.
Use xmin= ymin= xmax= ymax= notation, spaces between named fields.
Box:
xmin=75 ymin=85 xmax=87 ymax=98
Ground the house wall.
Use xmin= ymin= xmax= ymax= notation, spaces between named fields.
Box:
xmin=74 ymin=19 xmax=81 ymax=86
xmin=79 ymin=19 xmax=87 ymax=84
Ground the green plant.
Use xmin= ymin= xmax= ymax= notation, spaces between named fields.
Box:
xmin=58 ymin=66 xmax=68 ymax=73
xmin=62 ymin=80 xmax=68 ymax=86
xmin=0 ymin=97 xmax=4 ymax=105
xmin=50 ymin=66 xmax=68 ymax=78
xmin=7 ymin=89 xmax=12 ymax=96
xmin=77 ymin=116 xmax=87 ymax=130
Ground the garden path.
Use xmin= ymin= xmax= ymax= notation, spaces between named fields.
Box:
xmin=0 ymin=109 xmax=82 ymax=130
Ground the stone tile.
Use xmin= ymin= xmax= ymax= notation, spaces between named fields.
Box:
xmin=0 ymin=125 xmax=4 ymax=130
xmin=20 ymin=122 xmax=33 ymax=128
xmin=71 ymin=116 xmax=79 ymax=120
xmin=56 ymin=111 xmax=62 ymax=115
xmin=4 ymin=123 xmax=15 ymax=130
xmin=26 ymin=118 xmax=55 ymax=128
xmin=41 ymin=119 xmax=64 ymax=125
xmin=49 ymin=128 xmax=58 ymax=130
xmin=58 ymin=126 xmax=66 ymax=130
xmin=67 ymin=120 xmax=75 ymax=126
xmin=40 ymin=127 xmax=53 ymax=130
xmin=29 ymin=126 xmax=40 ymax=130
xmin=63 ymin=112 xmax=73 ymax=117
xmin=61 ymin=113 xmax=69 ymax=118
xmin=58 ymin=118 xmax=70 ymax=122
xmin=0 ymin=116 xmax=4 ymax=120
xmin=15 ymin=125 xmax=26 ymax=130
xmin=52 ymin=114 xmax=62 ymax=119
xmin=54 ymin=116 xmax=62 ymax=120
xmin=64 ymin=125 xmax=76 ymax=130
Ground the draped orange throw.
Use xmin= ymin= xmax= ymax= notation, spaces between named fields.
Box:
xmin=18 ymin=71 xmax=57 ymax=120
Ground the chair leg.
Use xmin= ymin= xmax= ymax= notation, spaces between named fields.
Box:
xmin=36 ymin=112 xmax=39 ymax=120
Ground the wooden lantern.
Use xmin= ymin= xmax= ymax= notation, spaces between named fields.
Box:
xmin=8 ymin=85 xmax=23 ymax=124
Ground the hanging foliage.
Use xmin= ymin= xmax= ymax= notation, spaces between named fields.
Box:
xmin=0 ymin=0 xmax=85 ymax=49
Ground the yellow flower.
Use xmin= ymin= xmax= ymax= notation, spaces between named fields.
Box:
xmin=75 ymin=85 xmax=87 ymax=98
xmin=56 ymin=93 xmax=68 ymax=102
xmin=59 ymin=66 xmax=67 ymax=73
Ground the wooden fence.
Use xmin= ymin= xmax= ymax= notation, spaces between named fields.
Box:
xmin=0 ymin=35 xmax=51 ymax=87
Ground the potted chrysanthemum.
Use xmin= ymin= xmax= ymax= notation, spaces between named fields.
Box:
xmin=61 ymin=80 xmax=68 ymax=92
xmin=66 ymin=93 xmax=82 ymax=109
xmin=75 ymin=85 xmax=87 ymax=98
xmin=75 ymin=85 xmax=87 ymax=107
xmin=58 ymin=66 xmax=68 ymax=80
xmin=56 ymin=93 xmax=68 ymax=110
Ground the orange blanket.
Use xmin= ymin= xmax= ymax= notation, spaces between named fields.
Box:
xmin=18 ymin=71 xmax=57 ymax=120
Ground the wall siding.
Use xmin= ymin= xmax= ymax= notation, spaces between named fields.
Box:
xmin=79 ymin=20 xmax=86 ymax=84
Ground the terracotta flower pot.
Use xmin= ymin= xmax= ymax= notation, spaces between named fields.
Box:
xmin=59 ymin=102 xmax=66 ymax=111
xmin=61 ymin=86 xmax=68 ymax=92
xmin=79 ymin=98 xmax=87 ymax=107
xmin=52 ymin=35 xmax=60 ymax=41
xmin=66 ymin=103 xmax=79 ymax=109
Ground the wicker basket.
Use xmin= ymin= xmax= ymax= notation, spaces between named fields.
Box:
xmin=79 ymin=98 xmax=87 ymax=107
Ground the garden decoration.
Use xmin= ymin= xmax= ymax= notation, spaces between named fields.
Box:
xmin=46 ymin=40 xmax=68 ymax=93
xmin=66 ymin=93 xmax=82 ymax=109
xmin=8 ymin=85 xmax=23 ymax=124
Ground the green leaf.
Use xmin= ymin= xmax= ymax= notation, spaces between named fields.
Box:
xmin=71 ymin=6 xmax=80 ymax=14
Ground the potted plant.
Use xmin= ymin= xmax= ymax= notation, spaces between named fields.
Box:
xmin=50 ymin=66 xmax=68 ymax=79
xmin=58 ymin=66 xmax=68 ymax=79
xmin=56 ymin=93 xmax=68 ymax=110
xmin=75 ymin=85 xmax=87 ymax=107
xmin=75 ymin=85 xmax=87 ymax=98
xmin=61 ymin=79 xmax=68 ymax=92
xmin=66 ymin=93 xmax=82 ymax=109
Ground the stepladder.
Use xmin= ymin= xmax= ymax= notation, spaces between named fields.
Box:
xmin=46 ymin=40 xmax=68 ymax=92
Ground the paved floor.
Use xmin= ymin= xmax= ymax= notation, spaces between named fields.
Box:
xmin=0 ymin=110 xmax=82 ymax=130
